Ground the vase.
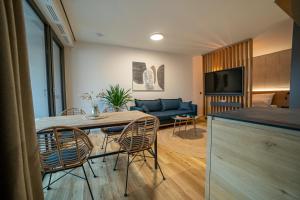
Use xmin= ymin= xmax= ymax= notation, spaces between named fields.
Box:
xmin=114 ymin=106 xmax=121 ymax=112
xmin=91 ymin=105 xmax=100 ymax=116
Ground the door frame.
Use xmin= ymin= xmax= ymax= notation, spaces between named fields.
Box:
xmin=25 ymin=0 xmax=66 ymax=116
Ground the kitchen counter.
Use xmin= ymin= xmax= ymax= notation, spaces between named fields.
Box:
xmin=209 ymin=107 xmax=300 ymax=131
xmin=205 ymin=108 xmax=300 ymax=200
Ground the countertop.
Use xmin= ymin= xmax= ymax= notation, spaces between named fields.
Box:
xmin=209 ymin=107 xmax=300 ymax=131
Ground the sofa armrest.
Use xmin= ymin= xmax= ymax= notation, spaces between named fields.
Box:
xmin=130 ymin=106 xmax=144 ymax=112
xmin=191 ymin=104 xmax=197 ymax=115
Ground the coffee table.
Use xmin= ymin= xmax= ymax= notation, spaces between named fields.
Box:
xmin=171 ymin=114 xmax=197 ymax=136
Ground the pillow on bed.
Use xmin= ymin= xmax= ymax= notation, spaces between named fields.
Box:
xmin=252 ymin=93 xmax=275 ymax=107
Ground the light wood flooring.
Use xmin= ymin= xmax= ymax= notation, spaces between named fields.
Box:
xmin=43 ymin=123 xmax=207 ymax=200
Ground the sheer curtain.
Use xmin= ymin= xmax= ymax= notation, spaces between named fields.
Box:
xmin=0 ymin=0 xmax=43 ymax=199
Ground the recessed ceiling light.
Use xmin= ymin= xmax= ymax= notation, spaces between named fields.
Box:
xmin=150 ymin=33 xmax=164 ymax=41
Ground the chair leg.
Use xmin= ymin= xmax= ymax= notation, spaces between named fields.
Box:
xmin=42 ymin=172 xmax=46 ymax=181
xmin=113 ymin=147 xmax=121 ymax=171
xmin=148 ymin=149 xmax=166 ymax=180
xmin=143 ymin=151 xmax=147 ymax=162
xmin=87 ymin=160 xmax=97 ymax=178
xmin=47 ymin=173 xmax=52 ymax=190
xmin=101 ymin=134 xmax=107 ymax=149
xmin=124 ymin=153 xmax=130 ymax=197
xmin=103 ymin=135 xmax=109 ymax=162
xmin=82 ymin=165 xmax=94 ymax=200
xmin=156 ymin=160 xmax=166 ymax=180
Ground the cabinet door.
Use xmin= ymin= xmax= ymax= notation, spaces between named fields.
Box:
xmin=207 ymin=118 xmax=300 ymax=200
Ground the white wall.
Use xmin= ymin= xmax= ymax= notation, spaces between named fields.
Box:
xmin=253 ymin=19 xmax=293 ymax=57
xmin=65 ymin=42 xmax=193 ymax=112
xmin=192 ymin=56 xmax=204 ymax=116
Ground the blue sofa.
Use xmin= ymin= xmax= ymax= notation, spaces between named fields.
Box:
xmin=130 ymin=98 xmax=197 ymax=125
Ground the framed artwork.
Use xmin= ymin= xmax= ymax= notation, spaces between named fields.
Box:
xmin=132 ymin=62 xmax=165 ymax=91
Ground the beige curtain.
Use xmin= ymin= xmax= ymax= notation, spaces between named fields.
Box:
xmin=0 ymin=0 xmax=44 ymax=199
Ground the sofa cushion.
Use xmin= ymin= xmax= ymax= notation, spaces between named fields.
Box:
xmin=142 ymin=105 xmax=149 ymax=112
xmin=179 ymin=101 xmax=192 ymax=110
xmin=161 ymin=98 xmax=182 ymax=111
xmin=130 ymin=106 xmax=144 ymax=112
xmin=135 ymin=99 xmax=162 ymax=111
xmin=105 ymin=126 xmax=125 ymax=133
xmin=149 ymin=109 xmax=194 ymax=121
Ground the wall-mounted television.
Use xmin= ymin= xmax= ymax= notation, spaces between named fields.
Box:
xmin=205 ymin=67 xmax=244 ymax=96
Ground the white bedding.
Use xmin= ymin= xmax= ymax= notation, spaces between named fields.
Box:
xmin=252 ymin=93 xmax=275 ymax=107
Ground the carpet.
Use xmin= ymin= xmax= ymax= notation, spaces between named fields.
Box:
xmin=157 ymin=123 xmax=207 ymax=159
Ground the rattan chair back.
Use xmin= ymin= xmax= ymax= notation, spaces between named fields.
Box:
xmin=116 ymin=116 xmax=159 ymax=153
xmin=37 ymin=126 xmax=93 ymax=173
xmin=60 ymin=108 xmax=86 ymax=116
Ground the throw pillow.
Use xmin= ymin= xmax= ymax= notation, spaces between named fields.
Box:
xmin=135 ymin=99 xmax=162 ymax=111
xmin=179 ymin=101 xmax=192 ymax=110
xmin=161 ymin=98 xmax=182 ymax=111
xmin=133 ymin=107 xmax=144 ymax=112
xmin=142 ymin=105 xmax=150 ymax=113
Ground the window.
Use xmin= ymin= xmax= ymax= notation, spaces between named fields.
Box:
xmin=24 ymin=1 xmax=49 ymax=118
xmin=23 ymin=0 xmax=66 ymax=118
xmin=52 ymin=40 xmax=64 ymax=115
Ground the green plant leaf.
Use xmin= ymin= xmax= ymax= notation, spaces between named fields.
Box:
xmin=101 ymin=84 xmax=133 ymax=110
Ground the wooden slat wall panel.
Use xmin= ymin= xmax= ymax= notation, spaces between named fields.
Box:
xmin=203 ymin=39 xmax=253 ymax=115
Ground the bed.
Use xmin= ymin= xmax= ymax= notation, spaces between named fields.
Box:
xmin=252 ymin=91 xmax=290 ymax=108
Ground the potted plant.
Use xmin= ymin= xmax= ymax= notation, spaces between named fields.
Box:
xmin=100 ymin=84 xmax=133 ymax=112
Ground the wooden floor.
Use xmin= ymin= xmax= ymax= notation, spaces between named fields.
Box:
xmin=43 ymin=124 xmax=206 ymax=200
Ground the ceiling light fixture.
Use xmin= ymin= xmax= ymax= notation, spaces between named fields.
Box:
xmin=150 ymin=33 xmax=164 ymax=41
xmin=96 ymin=32 xmax=104 ymax=37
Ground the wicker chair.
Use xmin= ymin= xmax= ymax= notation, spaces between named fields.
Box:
xmin=113 ymin=116 xmax=165 ymax=196
xmin=60 ymin=108 xmax=90 ymax=136
xmin=60 ymin=107 xmax=86 ymax=116
xmin=37 ymin=126 xmax=96 ymax=200
xmin=101 ymin=126 xmax=125 ymax=162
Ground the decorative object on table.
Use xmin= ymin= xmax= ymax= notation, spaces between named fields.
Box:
xmin=100 ymin=84 xmax=133 ymax=112
xmin=37 ymin=126 xmax=97 ymax=200
xmin=172 ymin=114 xmax=197 ymax=136
xmin=132 ymin=61 xmax=164 ymax=91
xmin=113 ymin=116 xmax=165 ymax=197
xmin=81 ymin=91 xmax=101 ymax=116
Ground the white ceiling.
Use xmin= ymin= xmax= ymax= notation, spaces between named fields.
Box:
xmin=62 ymin=0 xmax=290 ymax=55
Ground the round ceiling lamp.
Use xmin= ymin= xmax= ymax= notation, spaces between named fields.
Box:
xmin=150 ymin=33 xmax=164 ymax=41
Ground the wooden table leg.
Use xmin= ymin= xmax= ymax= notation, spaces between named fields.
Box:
xmin=154 ymin=136 xmax=158 ymax=169
xmin=173 ymin=120 xmax=177 ymax=136
xmin=185 ymin=120 xmax=188 ymax=132
xmin=193 ymin=118 xmax=196 ymax=134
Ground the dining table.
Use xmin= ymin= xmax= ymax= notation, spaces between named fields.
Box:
xmin=35 ymin=110 xmax=159 ymax=169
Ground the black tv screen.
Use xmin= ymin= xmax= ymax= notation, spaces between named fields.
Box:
xmin=205 ymin=67 xmax=244 ymax=96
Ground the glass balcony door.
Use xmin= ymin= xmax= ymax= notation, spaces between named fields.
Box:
xmin=23 ymin=0 xmax=66 ymax=118
xmin=52 ymin=40 xmax=64 ymax=115
xmin=24 ymin=1 xmax=49 ymax=118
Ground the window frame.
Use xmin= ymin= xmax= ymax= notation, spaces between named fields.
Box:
xmin=25 ymin=0 xmax=66 ymax=116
